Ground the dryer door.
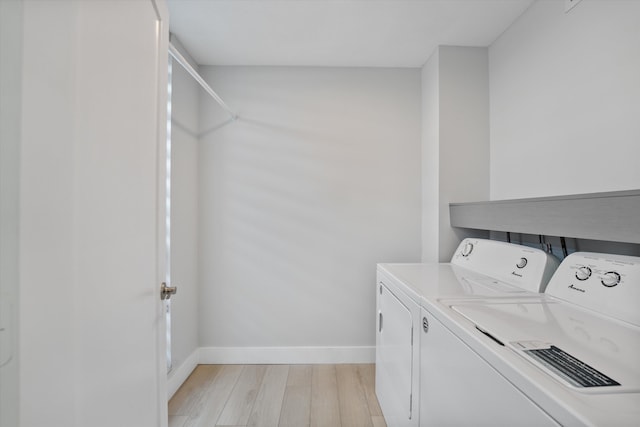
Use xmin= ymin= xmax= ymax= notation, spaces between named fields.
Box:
xmin=376 ymin=282 xmax=415 ymax=426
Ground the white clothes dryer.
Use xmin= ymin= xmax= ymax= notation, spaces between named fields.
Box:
xmin=375 ymin=238 xmax=559 ymax=427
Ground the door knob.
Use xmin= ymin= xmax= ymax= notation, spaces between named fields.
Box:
xmin=160 ymin=282 xmax=177 ymax=300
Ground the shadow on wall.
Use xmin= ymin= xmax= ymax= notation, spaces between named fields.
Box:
xmin=199 ymin=116 xmax=420 ymax=346
xmin=195 ymin=67 xmax=422 ymax=349
xmin=199 ymin=115 xmax=238 ymax=138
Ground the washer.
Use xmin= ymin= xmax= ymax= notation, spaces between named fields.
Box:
xmin=424 ymin=252 xmax=640 ymax=426
xmin=375 ymin=238 xmax=559 ymax=427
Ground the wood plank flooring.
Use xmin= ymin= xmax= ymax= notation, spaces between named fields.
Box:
xmin=169 ymin=364 xmax=387 ymax=427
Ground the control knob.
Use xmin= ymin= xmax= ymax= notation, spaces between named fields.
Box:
xmin=601 ymin=271 xmax=621 ymax=287
xmin=575 ymin=266 xmax=592 ymax=281
xmin=461 ymin=242 xmax=474 ymax=257
xmin=516 ymin=257 xmax=528 ymax=269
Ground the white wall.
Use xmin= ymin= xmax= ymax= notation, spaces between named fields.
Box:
xmin=167 ymin=38 xmax=200 ymax=389
xmin=421 ymin=50 xmax=440 ymax=263
xmin=490 ymin=0 xmax=640 ymax=200
xmin=422 ymin=47 xmax=490 ymax=262
xmin=197 ymin=66 xmax=421 ymax=360
xmin=0 ymin=1 xmax=22 ymax=426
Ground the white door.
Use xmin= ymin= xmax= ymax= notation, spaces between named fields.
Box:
xmin=376 ymin=282 xmax=416 ymax=426
xmin=16 ymin=1 xmax=170 ymax=426
xmin=0 ymin=1 xmax=22 ymax=426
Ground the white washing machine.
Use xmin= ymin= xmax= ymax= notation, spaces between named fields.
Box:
xmin=422 ymin=252 xmax=640 ymax=426
xmin=375 ymin=238 xmax=559 ymax=427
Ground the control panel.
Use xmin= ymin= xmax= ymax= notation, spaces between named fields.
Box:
xmin=545 ymin=252 xmax=640 ymax=327
xmin=451 ymin=238 xmax=560 ymax=293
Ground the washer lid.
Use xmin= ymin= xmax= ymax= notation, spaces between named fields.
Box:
xmin=378 ymin=263 xmax=541 ymax=300
xmin=450 ymin=300 xmax=640 ymax=393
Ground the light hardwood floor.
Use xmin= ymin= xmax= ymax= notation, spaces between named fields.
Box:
xmin=168 ymin=364 xmax=387 ymax=427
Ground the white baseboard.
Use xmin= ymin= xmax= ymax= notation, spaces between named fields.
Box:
xmin=198 ymin=346 xmax=375 ymax=365
xmin=167 ymin=348 xmax=199 ymax=400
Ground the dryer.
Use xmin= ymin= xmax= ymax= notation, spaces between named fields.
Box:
xmin=375 ymin=238 xmax=559 ymax=427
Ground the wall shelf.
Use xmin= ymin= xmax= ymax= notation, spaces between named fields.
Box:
xmin=449 ymin=190 xmax=640 ymax=244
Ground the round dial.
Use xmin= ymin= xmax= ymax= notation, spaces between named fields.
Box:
xmin=461 ymin=242 xmax=474 ymax=257
xmin=575 ymin=266 xmax=592 ymax=281
xmin=516 ymin=257 xmax=528 ymax=269
xmin=601 ymin=271 xmax=621 ymax=287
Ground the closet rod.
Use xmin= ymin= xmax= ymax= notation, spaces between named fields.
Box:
xmin=168 ymin=42 xmax=238 ymax=121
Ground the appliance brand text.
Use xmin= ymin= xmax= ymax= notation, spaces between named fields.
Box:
xmin=568 ymin=284 xmax=586 ymax=293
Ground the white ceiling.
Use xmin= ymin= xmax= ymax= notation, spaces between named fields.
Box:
xmin=167 ymin=0 xmax=535 ymax=68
